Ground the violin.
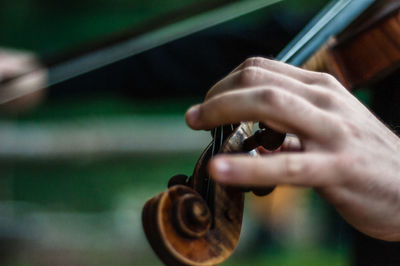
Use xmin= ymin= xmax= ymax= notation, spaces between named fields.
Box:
xmin=142 ymin=0 xmax=400 ymax=265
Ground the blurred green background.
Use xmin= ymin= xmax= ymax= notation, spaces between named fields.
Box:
xmin=0 ymin=0 xmax=353 ymax=265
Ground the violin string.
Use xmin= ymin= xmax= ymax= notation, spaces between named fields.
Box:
xmin=205 ymin=128 xmax=218 ymax=203
xmin=211 ymin=126 xmax=223 ymax=214
xmin=211 ymin=128 xmax=217 ymax=156
xmin=277 ymin=0 xmax=351 ymax=63
xmin=205 ymin=125 xmax=224 ymax=207
xmin=220 ymin=126 xmax=224 ymax=151
xmin=276 ymin=0 xmax=375 ymax=65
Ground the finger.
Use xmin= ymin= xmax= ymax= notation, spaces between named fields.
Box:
xmin=0 ymin=49 xmax=36 ymax=74
xmin=281 ymin=134 xmax=302 ymax=151
xmin=206 ymin=66 xmax=307 ymax=100
xmin=0 ymin=69 xmax=47 ymax=105
xmin=207 ymin=66 xmax=336 ymax=110
xmin=186 ymin=87 xmax=337 ymax=140
xmin=230 ymin=57 xmax=326 ymax=85
xmin=209 ymin=153 xmax=337 ymax=187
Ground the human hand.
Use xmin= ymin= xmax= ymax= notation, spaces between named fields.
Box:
xmin=0 ymin=48 xmax=47 ymax=112
xmin=185 ymin=57 xmax=400 ymax=241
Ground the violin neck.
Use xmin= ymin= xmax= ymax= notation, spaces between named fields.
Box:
xmin=276 ymin=0 xmax=376 ymax=66
xmin=301 ymin=7 xmax=400 ymax=89
xmin=300 ymin=38 xmax=346 ymax=83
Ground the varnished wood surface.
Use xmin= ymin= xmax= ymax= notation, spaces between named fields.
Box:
xmin=302 ymin=8 xmax=400 ymax=89
xmin=142 ymin=122 xmax=254 ymax=265
xmin=332 ymin=10 xmax=400 ymax=87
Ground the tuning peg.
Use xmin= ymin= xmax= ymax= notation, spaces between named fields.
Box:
xmin=251 ymin=186 xmax=275 ymax=196
xmin=258 ymin=122 xmax=268 ymax=129
xmin=259 ymin=123 xmax=286 ymax=150
xmin=240 ymin=186 xmax=275 ymax=196
xmin=242 ymin=124 xmax=286 ymax=152
xmin=168 ymin=174 xmax=188 ymax=188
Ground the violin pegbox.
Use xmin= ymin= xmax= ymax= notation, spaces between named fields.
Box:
xmin=142 ymin=121 xmax=280 ymax=265
xmin=142 ymin=122 xmax=252 ymax=266
xmin=242 ymin=122 xmax=286 ymax=152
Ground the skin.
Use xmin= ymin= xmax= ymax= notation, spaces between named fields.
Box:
xmin=0 ymin=48 xmax=47 ymax=112
xmin=185 ymin=57 xmax=400 ymax=242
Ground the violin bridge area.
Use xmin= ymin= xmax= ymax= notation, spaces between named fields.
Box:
xmin=1 ymin=0 xmax=393 ymax=265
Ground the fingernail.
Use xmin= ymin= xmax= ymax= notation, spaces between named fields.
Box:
xmin=186 ymin=105 xmax=200 ymax=125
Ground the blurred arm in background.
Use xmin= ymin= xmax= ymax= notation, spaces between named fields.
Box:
xmin=0 ymin=48 xmax=47 ymax=113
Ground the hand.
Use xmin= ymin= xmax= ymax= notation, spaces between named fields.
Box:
xmin=0 ymin=48 xmax=47 ymax=112
xmin=185 ymin=57 xmax=400 ymax=241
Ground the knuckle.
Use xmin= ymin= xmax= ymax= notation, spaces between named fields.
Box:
xmin=312 ymin=72 xmax=348 ymax=94
xmin=257 ymin=87 xmax=290 ymax=114
xmin=319 ymin=72 xmax=332 ymax=81
xmin=243 ymin=57 xmax=265 ymax=68
xmin=238 ymin=67 xmax=260 ymax=86
xmin=336 ymin=119 xmax=362 ymax=139
xmin=314 ymin=90 xmax=338 ymax=108
xmin=318 ymin=72 xmax=340 ymax=86
xmin=284 ymin=155 xmax=304 ymax=178
xmin=256 ymin=87 xmax=277 ymax=106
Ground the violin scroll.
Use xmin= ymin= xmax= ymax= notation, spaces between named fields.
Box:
xmin=142 ymin=122 xmax=281 ymax=265
xmin=172 ymin=188 xmax=212 ymax=238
